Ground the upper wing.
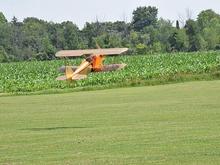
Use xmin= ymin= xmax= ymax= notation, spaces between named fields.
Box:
xmin=55 ymin=48 xmax=128 ymax=57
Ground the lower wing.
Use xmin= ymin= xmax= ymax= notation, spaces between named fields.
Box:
xmin=101 ymin=63 xmax=126 ymax=72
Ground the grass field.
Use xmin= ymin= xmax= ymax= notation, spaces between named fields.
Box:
xmin=0 ymin=80 xmax=220 ymax=164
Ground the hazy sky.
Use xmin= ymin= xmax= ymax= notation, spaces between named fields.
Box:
xmin=0 ymin=0 xmax=219 ymax=28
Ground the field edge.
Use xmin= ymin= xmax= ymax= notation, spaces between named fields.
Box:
xmin=1 ymin=71 xmax=220 ymax=97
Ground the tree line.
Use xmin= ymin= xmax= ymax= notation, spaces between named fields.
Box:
xmin=0 ymin=6 xmax=220 ymax=62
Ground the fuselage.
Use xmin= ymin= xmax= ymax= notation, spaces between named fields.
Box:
xmin=59 ymin=54 xmax=126 ymax=74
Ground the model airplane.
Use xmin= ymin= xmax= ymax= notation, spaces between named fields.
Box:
xmin=55 ymin=48 xmax=128 ymax=81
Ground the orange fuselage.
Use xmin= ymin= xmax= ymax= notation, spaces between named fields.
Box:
xmin=91 ymin=55 xmax=104 ymax=72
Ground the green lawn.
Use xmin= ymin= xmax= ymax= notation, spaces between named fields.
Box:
xmin=0 ymin=81 xmax=220 ymax=165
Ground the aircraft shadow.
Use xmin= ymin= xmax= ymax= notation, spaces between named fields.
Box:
xmin=20 ymin=126 xmax=87 ymax=131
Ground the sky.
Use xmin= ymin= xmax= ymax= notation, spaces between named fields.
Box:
xmin=0 ymin=0 xmax=220 ymax=28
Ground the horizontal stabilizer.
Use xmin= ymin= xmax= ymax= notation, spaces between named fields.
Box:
xmin=72 ymin=74 xmax=87 ymax=80
xmin=56 ymin=75 xmax=67 ymax=81
xmin=56 ymin=74 xmax=87 ymax=81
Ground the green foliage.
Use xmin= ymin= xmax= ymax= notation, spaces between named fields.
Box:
xmin=95 ymin=33 xmax=122 ymax=48
xmin=135 ymin=43 xmax=147 ymax=54
xmin=156 ymin=19 xmax=175 ymax=52
xmin=169 ymin=29 xmax=189 ymax=51
xmin=62 ymin=21 xmax=82 ymax=49
xmin=176 ymin=20 xmax=180 ymax=29
xmin=0 ymin=12 xmax=7 ymax=24
xmin=197 ymin=9 xmax=220 ymax=30
xmin=132 ymin=6 xmax=158 ymax=31
xmin=151 ymin=42 xmax=162 ymax=53
xmin=41 ymin=37 xmax=56 ymax=59
xmin=0 ymin=46 xmax=8 ymax=62
xmin=185 ymin=19 xmax=206 ymax=51
xmin=0 ymin=8 xmax=220 ymax=62
xmin=197 ymin=10 xmax=220 ymax=50
xmin=0 ymin=51 xmax=219 ymax=93
xmin=0 ymin=23 xmax=13 ymax=51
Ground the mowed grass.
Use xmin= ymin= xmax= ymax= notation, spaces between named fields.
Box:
xmin=0 ymin=80 xmax=220 ymax=165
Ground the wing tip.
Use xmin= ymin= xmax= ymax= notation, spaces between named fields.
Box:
xmin=56 ymin=75 xmax=67 ymax=81
xmin=55 ymin=51 xmax=63 ymax=57
xmin=120 ymin=48 xmax=129 ymax=54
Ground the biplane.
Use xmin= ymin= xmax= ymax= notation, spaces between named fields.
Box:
xmin=55 ymin=48 xmax=128 ymax=81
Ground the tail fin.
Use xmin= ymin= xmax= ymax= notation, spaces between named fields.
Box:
xmin=65 ymin=66 xmax=74 ymax=80
xmin=57 ymin=61 xmax=91 ymax=81
xmin=96 ymin=41 xmax=101 ymax=49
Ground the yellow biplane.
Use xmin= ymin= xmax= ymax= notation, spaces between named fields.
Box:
xmin=55 ymin=48 xmax=128 ymax=81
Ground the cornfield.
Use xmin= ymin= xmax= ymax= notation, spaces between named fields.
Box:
xmin=0 ymin=51 xmax=220 ymax=93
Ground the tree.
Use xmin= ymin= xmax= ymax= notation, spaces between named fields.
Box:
xmin=0 ymin=12 xmax=7 ymax=24
xmin=11 ymin=16 xmax=18 ymax=25
xmin=185 ymin=19 xmax=205 ymax=51
xmin=82 ymin=22 xmax=104 ymax=48
xmin=50 ymin=24 xmax=66 ymax=49
xmin=129 ymin=31 xmax=140 ymax=47
xmin=169 ymin=29 xmax=189 ymax=51
xmin=132 ymin=6 xmax=158 ymax=31
xmin=94 ymin=32 xmax=122 ymax=48
xmin=10 ymin=17 xmax=26 ymax=61
xmin=152 ymin=42 xmax=162 ymax=53
xmin=62 ymin=21 xmax=82 ymax=49
xmin=0 ymin=46 xmax=8 ymax=62
xmin=203 ymin=27 xmax=218 ymax=50
xmin=136 ymin=43 xmax=147 ymax=54
xmin=0 ymin=8 xmax=219 ymax=63
xmin=0 ymin=23 xmax=13 ymax=54
xmin=41 ymin=37 xmax=56 ymax=60
xmin=142 ymin=25 xmax=158 ymax=45
xmin=22 ymin=17 xmax=48 ymax=53
xmin=176 ymin=20 xmax=180 ymax=29
xmin=156 ymin=19 xmax=175 ymax=52
xmin=197 ymin=9 xmax=220 ymax=30
xmin=197 ymin=10 xmax=220 ymax=50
